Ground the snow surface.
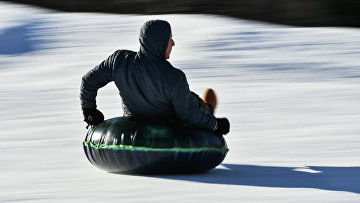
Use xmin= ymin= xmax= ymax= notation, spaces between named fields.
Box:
xmin=0 ymin=2 xmax=360 ymax=202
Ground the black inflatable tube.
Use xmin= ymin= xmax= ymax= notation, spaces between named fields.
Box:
xmin=83 ymin=117 xmax=229 ymax=174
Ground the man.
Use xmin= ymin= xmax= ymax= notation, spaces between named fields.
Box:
xmin=80 ymin=20 xmax=230 ymax=136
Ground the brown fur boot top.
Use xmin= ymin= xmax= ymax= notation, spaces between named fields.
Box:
xmin=203 ymin=88 xmax=217 ymax=111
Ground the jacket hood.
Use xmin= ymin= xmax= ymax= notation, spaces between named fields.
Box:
xmin=139 ymin=20 xmax=171 ymax=60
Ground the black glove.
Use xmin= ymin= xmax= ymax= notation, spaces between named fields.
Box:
xmin=214 ymin=118 xmax=230 ymax=136
xmin=82 ymin=108 xmax=104 ymax=128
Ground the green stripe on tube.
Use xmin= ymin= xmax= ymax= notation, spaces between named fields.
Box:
xmin=83 ymin=141 xmax=229 ymax=153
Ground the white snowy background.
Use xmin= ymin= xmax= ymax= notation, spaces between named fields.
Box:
xmin=0 ymin=2 xmax=359 ymax=202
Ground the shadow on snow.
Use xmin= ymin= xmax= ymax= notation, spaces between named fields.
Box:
xmin=0 ymin=21 xmax=51 ymax=55
xmin=150 ymin=164 xmax=360 ymax=194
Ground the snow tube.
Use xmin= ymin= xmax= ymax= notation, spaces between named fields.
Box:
xmin=83 ymin=117 xmax=228 ymax=174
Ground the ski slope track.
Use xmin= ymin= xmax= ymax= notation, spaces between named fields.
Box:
xmin=0 ymin=2 xmax=359 ymax=202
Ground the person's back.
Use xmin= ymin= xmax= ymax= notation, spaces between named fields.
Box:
xmin=80 ymin=20 xmax=230 ymax=135
xmin=106 ymin=49 xmax=183 ymax=119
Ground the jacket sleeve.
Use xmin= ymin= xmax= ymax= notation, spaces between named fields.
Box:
xmin=170 ymin=71 xmax=217 ymax=131
xmin=80 ymin=51 xmax=119 ymax=109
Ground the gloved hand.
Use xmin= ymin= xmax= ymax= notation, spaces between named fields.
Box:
xmin=214 ymin=118 xmax=230 ymax=136
xmin=82 ymin=108 xmax=104 ymax=128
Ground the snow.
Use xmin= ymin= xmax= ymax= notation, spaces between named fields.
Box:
xmin=0 ymin=2 xmax=360 ymax=202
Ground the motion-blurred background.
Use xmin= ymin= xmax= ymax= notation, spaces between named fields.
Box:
xmin=4 ymin=0 xmax=360 ymax=27
xmin=1 ymin=0 xmax=360 ymax=201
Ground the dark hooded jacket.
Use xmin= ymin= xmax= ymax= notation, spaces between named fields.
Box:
xmin=80 ymin=20 xmax=217 ymax=130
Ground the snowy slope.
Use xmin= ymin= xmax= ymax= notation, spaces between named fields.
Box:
xmin=0 ymin=2 xmax=360 ymax=202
